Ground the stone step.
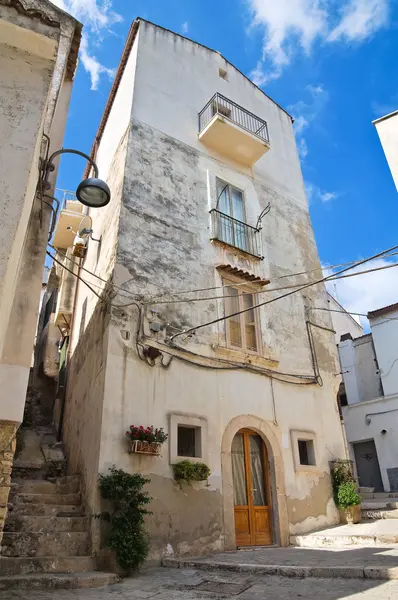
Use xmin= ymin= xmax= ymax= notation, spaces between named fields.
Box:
xmin=0 ymin=556 xmax=96 ymax=576
xmin=361 ymin=500 xmax=398 ymax=510
xmin=7 ymin=503 xmax=85 ymax=517
xmin=163 ymin=557 xmax=398 ymax=581
xmin=4 ymin=515 xmax=89 ymax=533
xmin=359 ymin=487 xmax=375 ymax=494
xmin=11 ymin=476 xmax=80 ymax=495
xmin=362 ymin=509 xmax=398 ymax=521
xmin=361 ymin=492 xmax=398 ymax=499
xmin=8 ymin=492 xmax=81 ymax=505
xmin=12 ymin=462 xmax=67 ymax=479
xmin=2 ymin=532 xmax=89 ymax=557
xmin=291 ymin=533 xmax=398 ymax=548
xmin=0 ymin=572 xmax=120 ymax=590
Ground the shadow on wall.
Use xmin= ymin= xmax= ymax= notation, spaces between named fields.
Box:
xmin=60 ymin=283 xmax=112 ymax=554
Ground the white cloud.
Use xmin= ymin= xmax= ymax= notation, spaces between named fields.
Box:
xmin=298 ymin=138 xmax=308 ymax=159
xmin=293 ymin=115 xmax=309 ymax=135
xmin=325 ymin=257 xmax=398 ymax=327
xmin=306 ymin=181 xmax=338 ymax=203
xmin=289 ymin=84 xmax=327 ymax=159
xmin=80 ymin=36 xmax=115 ymax=91
xmin=250 ymin=0 xmax=328 ymax=68
xmin=249 ymin=0 xmax=390 ymax=84
xmin=328 ymin=0 xmax=389 ymax=42
xmin=51 ymin=0 xmax=121 ymax=90
xmin=181 ymin=21 xmax=189 ymax=34
xmin=319 ymin=190 xmax=337 ymax=202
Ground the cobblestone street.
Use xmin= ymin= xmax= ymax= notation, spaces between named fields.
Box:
xmin=3 ymin=567 xmax=398 ymax=599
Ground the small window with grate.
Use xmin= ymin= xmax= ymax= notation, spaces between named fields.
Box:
xmin=177 ymin=425 xmax=201 ymax=458
xmin=298 ymin=439 xmax=316 ymax=466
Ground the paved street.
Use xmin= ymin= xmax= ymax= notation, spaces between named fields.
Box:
xmin=3 ymin=567 xmax=398 ymax=599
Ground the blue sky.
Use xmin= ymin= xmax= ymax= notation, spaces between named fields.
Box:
xmin=52 ymin=0 xmax=398 ymax=318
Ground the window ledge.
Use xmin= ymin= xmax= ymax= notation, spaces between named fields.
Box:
xmin=211 ymin=238 xmax=263 ymax=260
xmin=213 ymin=344 xmax=279 ymax=369
xmin=295 ymin=465 xmax=324 ymax=475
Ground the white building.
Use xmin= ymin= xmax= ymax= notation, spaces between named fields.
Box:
xmin=0 ymin=0 xmax=81 ymax=545
xmin=339 ymin=303 xmax=398 ymax=493
xmin=52 ymin=19 xmax=347 ymax=561
xmin=373 ymin=110 xmax=398 ymax=192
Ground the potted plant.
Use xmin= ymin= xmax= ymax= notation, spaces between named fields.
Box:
xmin=126 ymin=425 xmax=168 ymax=456
xmin=173 ymin=460 xmax=211 ymax=485
xmin=337 ymin=481 xmax=362 ymax=524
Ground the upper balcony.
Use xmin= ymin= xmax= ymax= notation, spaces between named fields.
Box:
xmin=198 ymin=93 xmax=270 ymax=166
xmin=52 ymin=190 xmax=83 ymax=250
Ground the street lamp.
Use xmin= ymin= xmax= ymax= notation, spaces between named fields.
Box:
xmin=42 ymin=148 xmax=111 ymax=208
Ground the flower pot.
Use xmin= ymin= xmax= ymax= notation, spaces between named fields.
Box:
xmin=339 ymin=504 xmax=361 ymax=524
xmin=128 ymin=440 xmax=162 ymax=456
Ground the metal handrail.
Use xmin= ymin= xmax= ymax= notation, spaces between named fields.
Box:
xmin=199 ymin=93 xmax=269 ymax=144
xmin=210 ymin=209 xmax=263 ymax=259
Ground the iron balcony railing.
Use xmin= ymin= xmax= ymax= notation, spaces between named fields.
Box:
xmin=199 ymin=93 xmax=269 ymax=143
xmin=210 ymin=209 xmax=263 ymax=259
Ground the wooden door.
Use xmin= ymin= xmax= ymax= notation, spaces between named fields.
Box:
xmin=232 ymin=430 xmax=272 ymax=546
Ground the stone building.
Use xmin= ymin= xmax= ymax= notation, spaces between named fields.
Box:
xmin=53 ymin=18 xmax=347 ymax=560
xmin=339 ymin=303 xmax=398 ymax=494
xmin=373 ymin=110 xmax=398 ymax=192
xmin=0 ymin=0 xmax=81 ymax=544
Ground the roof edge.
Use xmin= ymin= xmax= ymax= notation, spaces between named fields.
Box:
xmin=368 ymin=302 xmax=398 ymax=319
xmin=372 ymin=109 xmax=398 ymax=125
xmin=83 ymin=18 xmax=139 ymax=178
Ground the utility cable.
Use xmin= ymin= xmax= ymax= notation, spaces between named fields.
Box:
xmin=46 ymin=251 xmax=141 ymax=309
xmin=145 ymin=261 xmax=398 ymax=306
xmin=48 ymin=243 xmax=141 ymax=300
xmin=311 ymin=307 xmax=398 ymax=324
xmin=169 ymin=243 xmax=398 ymax=342
xmin=143 ymin=251 xmax=398 ymax=302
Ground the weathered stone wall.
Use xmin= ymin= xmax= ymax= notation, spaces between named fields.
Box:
xmin=0 ymin=421 xmax=17 ymax=547
xmin=67 ymin=20 xmax=347 ymax=560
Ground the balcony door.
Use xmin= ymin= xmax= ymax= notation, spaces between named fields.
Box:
xmin=217 ymin=180 xmax=247 ymax=251
xmin=232 ymin=429 xmax=272 ymax=546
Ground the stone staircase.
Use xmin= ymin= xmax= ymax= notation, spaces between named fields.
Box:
xmin=0 ymin=473 xmax=118 ymax=590
xmin=0 ymin=388 xmax=118 ymax=590
xmin=359 ymin=487 xmax=398 ymax=521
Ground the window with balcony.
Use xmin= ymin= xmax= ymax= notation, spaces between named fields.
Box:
xmin=210 ymin=179 xmax=262 ymax=258
xmin=224 ymin=280 xmax=261 ymax=354
xmin=198 ymin=93 xmax=270 ymax=166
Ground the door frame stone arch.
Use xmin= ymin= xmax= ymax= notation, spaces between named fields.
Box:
xmin=221 ymin=415 xmax=289 ymax=548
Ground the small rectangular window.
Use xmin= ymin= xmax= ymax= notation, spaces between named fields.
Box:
xmin=178 ymin=425 xmax=201 ymax=457
xmin=224 ymin=280 xmax=260 ymax=354
xmin=298 ymin=439 xmax=316 ymax=466
xmin=219 ymin=67 xmax=228 ymax=81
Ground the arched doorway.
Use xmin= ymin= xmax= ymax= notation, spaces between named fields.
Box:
xmin=232 ymin=429 xmax=272 ymax=546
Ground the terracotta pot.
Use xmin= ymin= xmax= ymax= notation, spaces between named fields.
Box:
xmin=339 ymin=504 xmax=361 ymax=524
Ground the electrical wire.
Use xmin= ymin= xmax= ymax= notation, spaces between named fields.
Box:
xmin=145 ymin=261 xmax=398 ymax=306
xmin=143 ymin=251 xmax=398 ymax=302
xmin=311 ymin=307 xmax=398 ymax=323
xmin=169 ymin=243 xmax=398 ymax=342
xmin=48 ymin=243 xmax=141 ymax=300
xmin=46 ymin=251 xmax=141 ymax=309
xmin=48 ymin=244 xmax=398 ymax=312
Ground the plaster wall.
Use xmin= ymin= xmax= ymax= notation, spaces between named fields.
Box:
xmin=374 ymin=112 xmax=398 ymax=192
xmin=370 ymin=308 xmax=398 ymax=397
xmin=339 ymin=335 xmax=382 ymax=406
xmin=62 ymin=55 xmax=135 ymax=544
xmin=327 ymin=294 xmax=363 ymax=345
xmin=67 ymin=21 xmax=346 ymax=558
xmin=0 ymin=1 xmax=78 ymax=424
xmin=132 ymin=22 xmax=306 ymax=207
xmin=343 ymin=394 xmax=398 ymax=492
